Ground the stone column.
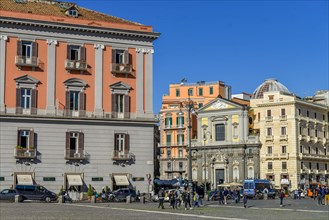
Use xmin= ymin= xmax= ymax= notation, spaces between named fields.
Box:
xmin=135 ymin=48 xmax=144 ymax=118
xmin=227 ymin=115 xmax=232 ymax=143
xmin=244 ymin=110 xmax=249 ymax=140
xmin=0 ymin=35 xmax=8 ymax=113
xmin=94 ymin=44 xmax=105 ymax=117
xmin=239 ymin=113 xmax=244 ymax=142
xmin=145 ymin=49 xmax=154 ymax=117
xmin=46 ymin=39 xmax=58 ymax=115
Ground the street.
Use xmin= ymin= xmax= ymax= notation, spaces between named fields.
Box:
xmin=0 ymin=197 xmax=328 ymax=220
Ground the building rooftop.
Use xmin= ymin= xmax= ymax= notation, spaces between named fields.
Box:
xmin=252 ymin=78 xmax=291 ymax=99
xmin=0 ymin=0 xmax=144 ymax=27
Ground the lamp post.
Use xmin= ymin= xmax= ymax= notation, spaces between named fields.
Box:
xmin=202 ymin=124 xmax=211 ymax=200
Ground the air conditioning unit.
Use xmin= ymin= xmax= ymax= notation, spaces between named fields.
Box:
xmin=24 ymin=151 xmax=32 ymax=157
xmin=74 ymin=153 xmax=80 ymax=158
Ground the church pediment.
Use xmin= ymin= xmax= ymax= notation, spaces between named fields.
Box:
xmin=200 ymin=98 xmax=243 ymax=112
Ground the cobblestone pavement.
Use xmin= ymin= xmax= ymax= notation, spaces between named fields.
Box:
xmin=0 ymin=197 xmax=328 ymax=220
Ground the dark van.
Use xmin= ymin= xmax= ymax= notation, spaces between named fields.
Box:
xmin=15 ymin=185 xmax=57 ymax=202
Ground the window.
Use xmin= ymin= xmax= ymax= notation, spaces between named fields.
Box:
xmin=177 ymin=134 xmax=184 ymax=145
xmin=179 ymin=162 xmax=183 ymax=170
xmin=113 ymin=49 xmax=126 ymax=64
xmin=167 ymin=149 xmax=171 ymax=158
xmin=209 ymin=87 xmax=213 ymax=95
xmin=268 ymin=162 xmax=273 ymax=170
xmin=308 ymin=146 xmax=311 ymax=154
xmin=188 ymin=88 xmax=193 ymax=96
xmin=16 ymin=40 xmax=38 ymax=66
xmin=281 ymin=146 xmax=287 ymax=154
xmin=67 ymin=45 xmax=85 ymax=61
xmin=167 ymin=162 xmax=171 ymax=170
xmin=215 ymin=124 xmax=225 ymax=141
xmin=315 ymin=129 xmax=318 ymax=137
xmin=17 ymin=130 xmax=34 ymax=149
xmin=267 ymin=127 xmax=272 ymax=136
xmin=314 ymin=112 xmax=317 ymax=119
xmin=176 ymin=89 xmax=180 ymax=97
xmin=268 ymin=95 xmax=274 ymax=101
xmin=282 ymin=162 xmax=287 ymax=170
xmin=111 ymin=92 xmax=130 ymax=119
xmin=298 ymin=109 xmax=301 ymax=116
xmin=176 ymin=116 xmax=184 ymax=127
xmin=258 ymin=112 xmax=260 ymax=121
xmin=248 ymin=167 xmax=254 ymax=179
xmin=325 ymin=149 xmax=327 ymax=156
xmin=198 ymin=88 xmax=203 ymax=96
xmin=267 ymin=146 xmax=272 ymax=154
xmin=233 ymin=167 xmax=239 ymax=181
xmin=300 ymin=146 xmax=303 ymax=153
xmin=178 ymin=147 xmax=183 ymax=158
xmin=323 ymin=115 xmax=325 ymax=121
xmin=307 ymin=111 xmax=309 ymax=117
xmin=316 ymin=148 xmax=318 ymax=155
xmin=68 ymin=9 xmax=78 ymax=17
xmin=22 ymin=41 xmax=32 ymax=58
xmin=281 ymin=127 xmax=286 ymax=135
xmin=69 ymin=91 xmax=79 ymax=111
xmin=165 ymin=116 xmax=172 ymax=128
xmin=316 ymin=163 xmax=319 ymax=170
xmin=301 ymin=162 xmax=304 ymax=169
xmin=309 ymin=162 xmax=312 ymax=169
xmin=65 ymin=131 xmax=84 ymax=159
xmin=20 ymin=88 xmax=31 ymax=110
xmin=325 ymin=163 xmax=328 ymax=171
xmin=114 ymin=133 xmax=130 ymax=157
xmin=267 ymin=110 xmax=271 ymax=117
xmin=307 ymin=128 xmax=310 ymax=136
xmin=281 ymin=109 xmax=286 ymax=116
xmin=233 ymin=125 xmax=238 ymax=138
xmin=299 ymin=127 xmax=302 ymax=135
xmin=166 ymin=134 xmax=172 ymax=146
xmin=64 ymin=78 xmax=87 ymax=117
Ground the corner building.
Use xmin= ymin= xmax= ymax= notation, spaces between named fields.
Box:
xmin=0 ymin=0 xmax=159 ymax=197
xmin=251 ymin=79 xmax=329 ymax=190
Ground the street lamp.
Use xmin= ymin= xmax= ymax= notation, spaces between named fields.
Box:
xmin=202 ymin=124 xmax=211 ymax=200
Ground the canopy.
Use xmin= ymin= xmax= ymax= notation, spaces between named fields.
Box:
xmin=114 ymin=175 xmax=129 ymax=186
xmin=218 ymin=183 xmax=231 ymax=188
xmin=17 ymin=174 xmax=33 ymax=185
xmin=229 ymin=182 xmax=243 ymax=187
xmin=67 ymin=174 xmax=83 ymax=186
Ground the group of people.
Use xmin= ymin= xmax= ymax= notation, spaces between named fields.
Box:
xmin=310 ymin=185 xmax=329 ymax=205
xmin=157 ymin=187 xmax=203 ymax=210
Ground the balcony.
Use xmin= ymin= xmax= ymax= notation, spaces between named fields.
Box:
xmin=65 ymin=150 xmax=85 ymax=160
xmin=159 ymin=142 xmax=187 ymax=147
xmin=112 ymin=63 xmax=133 ymax=75
xmin=280 ymin=135 xmax=288 ymax=141
xmin=265 ymin=116 xmax=273 ymax=122
xmin=279 ymin=153 xmax=289 ymax=159
xmin=163 ymin=124 xmax=186 ymax=130
xmin=265 ymin=135 xmax=274 ymax=141
xmin=14 ymin=147 xmax=36 ymax=159
xmin=65 ymin=59 xmax=87 ymax=71
xmin=279 ymin=115 xmax=287 ymax=121
xmin=112 ymin=150 xmax=135 ymax=160
xmin=15 ymin=56 xmax=38 ymax=69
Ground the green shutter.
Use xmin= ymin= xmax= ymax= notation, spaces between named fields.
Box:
xmin=165 ymin=118 xmax=168 ymax=126
xmin=176 ymin=117 xmax=178 ymax=126
xmin=182 ymin=117 xmax=185 ymax=125
xmin=182 ymin=135 xmax=184 ymax=144
xmin=169 ymin=117 xmax=172 ymax=126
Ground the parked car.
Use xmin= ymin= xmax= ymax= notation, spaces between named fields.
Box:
xmin=0 ymin=189 xmax=19 ymax=202
xmin=15 ymin=185 xmax=57 ymax=202
xmin=109 ymin=188 xmax=137 ymax=202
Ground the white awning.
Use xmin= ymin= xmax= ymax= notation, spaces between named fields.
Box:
xmin=281 ymin=179 xmax=289 ymax=185
xmin=17 ymin=174 xmax=33 ymax=185
xmin=114 ymin=175 xmax=129 ymax=186
xmin=67 ymin=174 xmax=83 ymax=186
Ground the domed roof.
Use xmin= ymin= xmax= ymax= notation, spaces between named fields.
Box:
xmin=252 ymin=78 xmax=291 ymax=99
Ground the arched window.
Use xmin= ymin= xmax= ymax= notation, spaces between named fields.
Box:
xmin=248 ymin=167 xmax=254 ymax=179
xmin=233 ymin=167 xmax=239 ymax=182
xmin=192 ymin=169 xmax=197 ymax=181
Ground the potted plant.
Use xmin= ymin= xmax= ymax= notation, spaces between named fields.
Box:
xmin=87 ymin=184 xmax=93 ymax=201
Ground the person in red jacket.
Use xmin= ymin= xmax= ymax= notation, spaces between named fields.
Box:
xmin=279 ymin=189 xmax=285 ymax=207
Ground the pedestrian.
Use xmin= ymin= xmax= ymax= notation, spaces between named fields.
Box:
xmin=193 ymin=192 xmax=200 ymax=208
xmin=264 ymin=187 xmax=269 ymax=200
xmin=312 ymin=188 xmax=316 ymax=200
xmin=174 ymin=188 xmax=181 ymax=209
xmin=279 ymin=189 xmax=285 ymax=207
xmin=223 ymin=188 xmax=228 ymax=205
xmin=243 ymin=193 xmax=247 ymax=208
xmin=293 ymin=189 xmax=298 ymax=200
xmin=324 ymin=186 xmax=329 ymax=206
xmin=183 ymin=189 xmax=191 ymax=210
xmin=317 ymin=186 xmax=323 ymax=205
xmin=218 ymin=189 xmax=224 ymax=205
xmin=158 ymin=188 xmax=165 ymax=209
xmin=298 ymin=188 xmax=302 ymax=200
xmin=169 ymin=191 xmax=175 ymax=209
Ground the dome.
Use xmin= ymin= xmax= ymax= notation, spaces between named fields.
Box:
xmin=252 ymin=78 xmax=291 ymax=99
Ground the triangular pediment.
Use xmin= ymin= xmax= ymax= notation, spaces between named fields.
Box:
xmin=14 ymin=75 xmax=39 ymax=85
xmin=64 ymin=78 xmax=87 ymax=87
xmin=110 ymin=81 xmax=132 ymax=90
xmin=199 ymin=97 xmax=245 ymax=112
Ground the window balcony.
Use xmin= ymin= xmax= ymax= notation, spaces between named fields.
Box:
xmin=265 ymin=135 xmax=274 ymax=141
xmin=14 ymin=147 xmax=36 ymax=159
xmin=15 ymin=56 xmax=39 ymax=69
xmin=265 ymin=116 xmax=273 ymax=122
xmin=65 ymin=59 xmax=87 ymax=71
xmin=279 ymin=115 xmax=287 ymax=121
xmin=112 ymin=150 xmax=134 ymax=160
xmin=112 ymin=63 xmax=133 ymax=75
xmin=65 ymin=150 xmax=85 ymax=160
xmin=280 ymin=135 xmax=288 ymax=141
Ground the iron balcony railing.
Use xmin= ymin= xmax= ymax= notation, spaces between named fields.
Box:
xmin=14 ymin=147 xmax=36 ymax=159
xmin=65 ymin=150 xmax=85 ymax=160
xmin=65 ymin=60 xmax=87 ymax=71
xmin=15 ymin=56 xmax=38 ymax=67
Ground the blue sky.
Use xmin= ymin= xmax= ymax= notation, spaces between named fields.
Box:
xmin=73 ymin=0 xmax=328 ymax=113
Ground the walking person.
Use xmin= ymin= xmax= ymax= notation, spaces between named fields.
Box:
xmin=158 ymin=188 xmax=165 ymax=209
xmin=243 ymin=193 xmax=248 ymax=208
xmin=279 ymin=189 xmax=285 ymax=207
xmin=298 ymin=188 xmax=302 ymax=200
xmin=324 ymin=186 xmax=329 ymax=206
xmin=174 ymin=188 xmax=181 ymax=209
xmin=193 ymin=192 xmax=200 ymax=208
xmin=317 ymin=186 xmax=323 ymax=205
xmin=183 ymin=189 xmax=191 ymax=210
xmin=218 ymin=189 xmax=224 ymax=205
xmin=223 ymin=188 xmax=228 ymax=205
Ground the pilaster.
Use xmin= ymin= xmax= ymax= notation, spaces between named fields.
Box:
xmin=135 ymin=48 xmax=144 ymax=118
xmin=46 ymin=39 xmax=58 ymax=114
xmin=144 ymin=49 xmax=154 ymax=117
xmin=0 ymin=35 xmax=8 ymax=113
xmin=94 ymin=44 xmax=105 ymax=117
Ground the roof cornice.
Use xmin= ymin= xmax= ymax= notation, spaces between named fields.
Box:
xmin=0 ymin=16 xmax=160 ymax=41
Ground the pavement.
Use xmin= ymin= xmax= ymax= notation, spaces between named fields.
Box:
xmin=0 ymin=197 xmax=328 ymax=220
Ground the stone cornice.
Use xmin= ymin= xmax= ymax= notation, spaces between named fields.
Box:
xmin=0 ymin=16 xmax=160 ymax=41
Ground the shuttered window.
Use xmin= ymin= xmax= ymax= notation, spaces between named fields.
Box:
xmin=65 ymin=131 xmax=84 ymax=158
xmin=17 ymin=129 xmax=34 ymax=149
xmin=114 ymin=133 xmax=130 ymax=153
xmin=16 ymin=88 xmax=37 ymax=115
xmin=67 ymin=45 xmax=86 ymax=61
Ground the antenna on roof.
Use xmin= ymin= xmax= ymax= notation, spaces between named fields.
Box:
xmin=180 ymin=78 xmax=187 ymax=86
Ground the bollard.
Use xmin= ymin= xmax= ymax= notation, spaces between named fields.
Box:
xmin=15 ymin=195 xmax=22 ymax=203
xmin=58 ymin=195 xmax=64 ymax=203
xmin=126 ymin=195 xmax=131 ymax=204
xmin=143 ymin=196 xmax=146 ymax=204
xmin=91 ymin=195 xmax=96 ymax=203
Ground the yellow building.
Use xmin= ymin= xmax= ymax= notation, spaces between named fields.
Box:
xmin=159 ymin=80 xmax=230 ymax=180
xmin=251 ymin=79 xmax=329 ymax=190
